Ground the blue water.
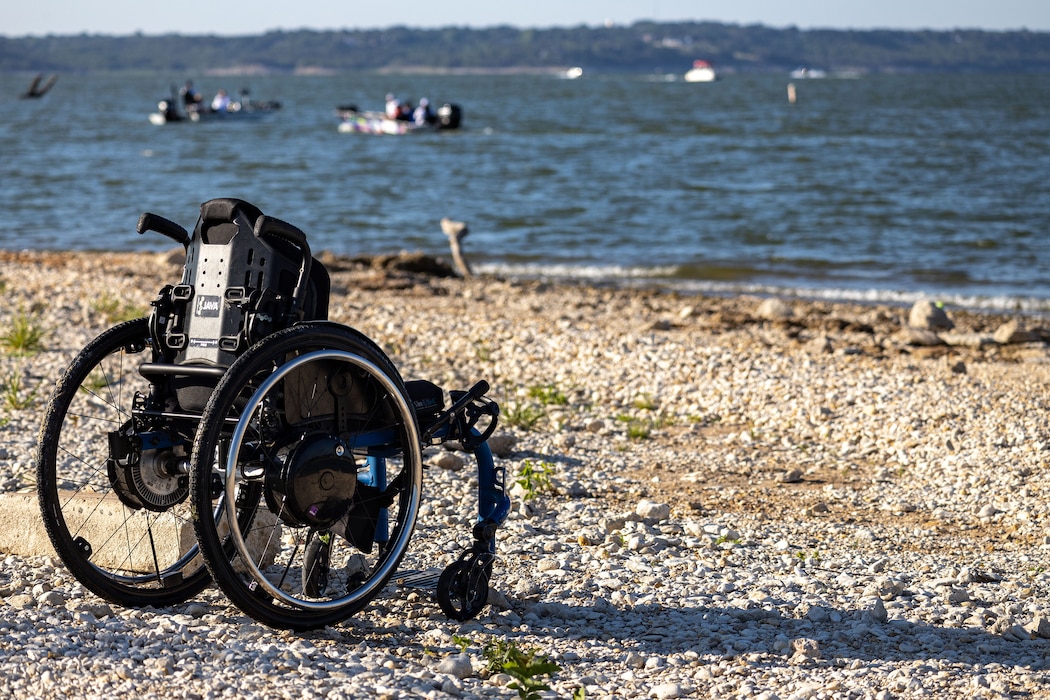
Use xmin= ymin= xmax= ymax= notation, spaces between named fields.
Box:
xmin=2 ymin=71 xmax=1049 ymax=312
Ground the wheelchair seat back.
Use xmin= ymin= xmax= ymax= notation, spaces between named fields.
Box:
xmin=146 ymin=198 xmax=331 ymax=411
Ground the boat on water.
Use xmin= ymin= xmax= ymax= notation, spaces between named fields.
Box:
xmin=684 ymin=60 xmax=718 ymax=83
xmin=336 ymin=102 xmax=462 ymax=135
xmin=789 ymin=66 xmax=828 ymax=79
xmin=148 ymin=86 xmax=281 ymax=125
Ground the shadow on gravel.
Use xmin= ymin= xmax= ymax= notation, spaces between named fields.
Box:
xmin=511 ymin=449 xmax=587 ymax=469
xmin=519 ymin=599 xmax=1050 ymax=670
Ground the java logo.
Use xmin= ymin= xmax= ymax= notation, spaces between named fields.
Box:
xmin=194 ymin=295 xmax=222 ymax=317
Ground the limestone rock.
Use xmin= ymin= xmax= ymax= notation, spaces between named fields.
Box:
xmin=635 ymin=499 xmax=671 ymax=521
xmin=756 ymin=298 xmax=793 ymax=320
xmin=909 ymin=300 xmax=954 ymax=330
xmin=432 ymin=451 xmax=465 ymax=471
xmin=994 ymin=319 xmax=1039 ymax=345
xmin=435 ymin=653 xmax=473 ymax=679
xmin=486 ymin=433 xmax=517 ymax=458
xmin=897 ymin=327 xmax=945 ymax=347
xmin=790 ymin=638 xmax=821 ymax=663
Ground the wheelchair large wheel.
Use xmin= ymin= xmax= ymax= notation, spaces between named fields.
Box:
xmin=189 ymin=323 xmax=423 ymax=630
xmin=36 ymin=318 xmax=210 ymax=606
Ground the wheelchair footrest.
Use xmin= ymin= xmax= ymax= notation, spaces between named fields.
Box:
xmin=394 ymin=568 xmax=442 ymax=591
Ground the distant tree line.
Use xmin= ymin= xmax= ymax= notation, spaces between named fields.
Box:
xmin=2 ymin=21 xmax=1049 ymax=74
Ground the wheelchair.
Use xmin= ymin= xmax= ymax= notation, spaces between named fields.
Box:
xmin=35 ymin=198 xmax=509 ymax=630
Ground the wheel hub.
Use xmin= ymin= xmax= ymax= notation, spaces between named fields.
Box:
xmin=108 ymin=426 xmax=188 ymax=511
xmin=266 ymin=432 xmax=357 ymax=528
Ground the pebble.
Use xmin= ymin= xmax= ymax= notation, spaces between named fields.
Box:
xmin=1 ymin=252 xmax=1049 ymax=698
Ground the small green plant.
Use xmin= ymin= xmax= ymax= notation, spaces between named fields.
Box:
xmin=91 ymin=294 xmax=145 ymax=324
xmin=632 ymin=394 xmax=656 ymax=411
xmin=503 ymin=402 xmax=545 ymax=431
xmin=527 ymin=384 xmax=568 ymax=406
xmin=616 ymin=413 xmax=665 ymax=440
xmin=795 ymin=549 xmax=822 ymax=563
xmin=1 ymin=310 xmax=47 ymax=355
xmin=81 ymin=368 xmax=110 ymax=393
xmin=474 ymin=341 xmax=493 ymax=362
xmin=482 ymin=639 xmax=561 ymax=700
xmin=515 ymin=459 xmax=555 ymax=500
xmin=625 ymin=420 xmax=652 ymax=440
xmin=452 ymin=634 xmax=471 ymax=653
xmin=2 ymin=369 xmax=40 ymax=411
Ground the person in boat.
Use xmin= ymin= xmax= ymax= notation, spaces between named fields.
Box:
xmin=180 ymin=81 xmax=202 ymax=111
xmin=398 ymin=100 xmax=414 ymax=121
xmin=385 ymin=93 xmax=400 ymax=119
xmin=413 ymin=98 xmax=435 ymax=126
xmin=211 ymin=89 xmax=231 ymax=112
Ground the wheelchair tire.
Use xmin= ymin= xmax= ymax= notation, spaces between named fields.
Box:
xmin=189 ymin=322 xmax=423 ymax=630
xmin=35 ymin=318 xmax=211 ymax=606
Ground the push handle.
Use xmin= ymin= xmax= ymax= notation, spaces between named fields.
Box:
xmin=254 ymin=215 xmax=309 ymax=252
xmin=421 ymin=381 xmax=491 ymax=443
xmin=253 ymin=215 xmax=312 ymax=321
xmin=137 ymin=212 xmax=190 ymax=248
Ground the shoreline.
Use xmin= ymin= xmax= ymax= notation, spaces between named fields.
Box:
xmin=6 ymin=247 xmax=1050 ymax=320
xmin=3 ymin=249 xmax=1050 ymax=697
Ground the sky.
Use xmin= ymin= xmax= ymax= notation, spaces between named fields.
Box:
xmin=4 ymin=0 xmax=1049 ymax=37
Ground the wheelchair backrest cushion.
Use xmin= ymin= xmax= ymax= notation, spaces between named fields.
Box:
xmin=150 ymin=198 xmax=330 ymax=411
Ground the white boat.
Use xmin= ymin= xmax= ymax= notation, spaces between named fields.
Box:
xmin=789 ymin=66 xmax=828 ymax=79
xmin=563 ymin=66 xmax=584 ymax=79
xmin=684 ymin=60 xmax=717 ymax=83
xmin=336 ymin=103 xmax=462 ymax=135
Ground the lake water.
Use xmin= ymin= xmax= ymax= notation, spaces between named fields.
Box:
xmin=2 ymin=71 xmax=1049 ymax=313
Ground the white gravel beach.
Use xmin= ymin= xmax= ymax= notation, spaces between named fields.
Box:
xmin=2 ymin=249 xmax=1050 ymax=699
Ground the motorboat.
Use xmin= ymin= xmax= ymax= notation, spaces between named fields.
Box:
xmin=789 ymin=66 xmax=828 ymax=79
xmin=336 ymin=103 xmax=462 ymax=135
xmin=148 ymin=88 xmax=281 ymax=125
xmin=684 ymin=60 xmax=718 ymax=83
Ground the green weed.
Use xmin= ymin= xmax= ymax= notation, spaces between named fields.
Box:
xmin=515 ymin=459 xmax=555 ymax=500
xmin=527 ymin=384 xmax=568 ymax=406
xmin=473 ymin=341 xmax=493 ymax=362
xmin=625 ymin=420 xmax=652 ymax=440
xmin=2 ymin=369 xmax=40 ymax=411
xmin=1 ymin=310 xmax=47 ymax=355
xmin=91 ymin=294 xmax=146 ymax=325
xmin=81 ymin=368 xmax=110 ymax=394
xmin=795 ymin=549 xmax=822 ymax=563
xmin=503 ymin=402 xmax=545 ymax=431
xmin=482 ymin=639 xmax=561 ymax=700
xmin=632 ymin=394 xmax=656 ymax=411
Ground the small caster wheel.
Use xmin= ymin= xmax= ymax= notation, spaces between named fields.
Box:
xmin=302 ymin=531 xmax=332 ymax=597
xmin=437 ymin=556 xmax=491 ymax=621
